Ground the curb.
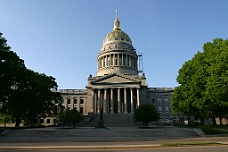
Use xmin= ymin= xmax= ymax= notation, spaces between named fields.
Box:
xmin=194 ymin=128 xmax=205 ymax=137
xmin=0 ymin=144 xmax=162 ymax=150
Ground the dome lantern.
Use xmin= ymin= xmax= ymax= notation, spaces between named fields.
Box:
xmin=113 ymin=10 xmax=121 ymax=30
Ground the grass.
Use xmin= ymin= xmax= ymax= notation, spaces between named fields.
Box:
xmin=200 ymin=125 xmax=228 ymax=135
xmin=162 ymin=142 xmax=221 ymax=147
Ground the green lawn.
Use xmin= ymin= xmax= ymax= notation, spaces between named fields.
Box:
xmin=162 ymin=142 xmax=221 ymax=147
xmin=201 ymin=125 xmax=228 ymax=135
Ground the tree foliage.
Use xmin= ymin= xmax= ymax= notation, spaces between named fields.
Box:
xmin=171 ymin=38 xmax=228 ymax=125
xmin=0 ymin=32 xmax=63 ymax=127
xmin=59 ymin=109 xmax=84 ymax=128
xmin=134 ymin=104 xmax=159 ymax=127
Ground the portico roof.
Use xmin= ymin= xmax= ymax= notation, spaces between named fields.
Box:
xmin=90 ymin=73 xmax=141 ymax=86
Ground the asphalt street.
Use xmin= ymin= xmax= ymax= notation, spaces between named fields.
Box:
xmin=0 ymin=126 xmax=228 ymax=151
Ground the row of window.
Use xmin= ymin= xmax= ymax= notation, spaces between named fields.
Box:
xmin=158 ymin=106 xmax=169 ymax=113
xmin=152 ymin=98 xmax=169 ymax=103
xmin=103 ymin=42 xmax=133 ymax=50
xmin=98 ymin=54 xmax=137 ymax=69
xmin=66 ymin=98 xmax=84 ymax=104
xmin=66 ymin=107 xmax=84 ymax=113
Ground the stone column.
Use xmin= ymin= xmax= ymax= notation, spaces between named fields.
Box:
xmin=124 ymin=88 xmax=127 ymax=113
xmin=110 ymin=88 xmax=114 ymax=113
xmin=113 ymin=54 xmax=116 ymax=65
xmin=117 ymin=88 xmax=121 ymax=113
xmin=104 ymin=89 xmax=107 ymax=113
xmin=122 ymin=53 xmax=124 ymax=66
xmin=94 ymin=91 xmax=98 ymax=113
xmin=130 ymin=88 xmax=134 ymax=113
xmin=97 ymin=89 xmax=101 ymax=113
xmin=92 ymin=90 xmax=95 ymax=113
xmin=77 ymin=97 xmax=80 ymax=112
xmin=70 ymin=98 xmax=74 ymax=110
xmin=106 ymin=55 xmax=108 ymax=66
xmin=137 ymin=88 xmax=140 ymax=108
xmin=64 ymin=98 xmax=67 ymax=109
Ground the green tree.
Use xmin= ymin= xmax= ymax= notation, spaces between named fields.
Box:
xmin=63 ymin=109 xmax=84 ymax=128
xmin=0 ymin=32 xmax=27 ymax=126
xmin=0 ymin=32 xmax=63 ymax=127
xmin=134 ymin=104 xmax=159 ymax=128
xmin=171 ymin=38 xmax=228 ymax=125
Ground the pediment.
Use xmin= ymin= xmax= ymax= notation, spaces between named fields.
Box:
xmin=91 ymin=73 xmax=140 ymax=85
xmin=100 ymin=75 xmax=133 ymax=83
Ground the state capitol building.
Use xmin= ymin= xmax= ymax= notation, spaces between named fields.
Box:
xmin=44 ymin=12 xmax=174 ymax=126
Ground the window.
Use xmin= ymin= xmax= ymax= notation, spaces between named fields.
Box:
xmin=108 ymin=56 xmax=110 ymax=66
xmin=80 ymin=98 xmax=84 ymax=104
xmin=123 ymin=54 xmax=126 ymax=65
xmin=103 ymin=57 xmax=105 ymax=67
xmin=152 ymin=98 xmax=155 ymax=103
xmin=115 ymin=54 xmax=118 ymax=65
xmin=132 ymin=58 xmax=135 ymax=68
xmin=158 ymin=98 xmax=161 ymax=103
xmin=80 ymin=107 xmax=83 ymax=113
xmin=47 ymin=119 xmax=50 ymax=124
xmin=67 ymin=99 xmax=71 ymax=104
xmin=110 ymin=54 xmax=113 ymax=65
xmin=165 ymin=98 xmax=169 ymax=103
xmin=165 ymin=106 xmax=169 ymax=113
xmin=119 ymin=54 xmax=122 ymax=65
xmin=130 ymin=56 xmax=132 ymax=66
xmin=74 ymin=99 xmax=77 ymax=104
xmin=158 ymin=106 xmax=162 ymax=113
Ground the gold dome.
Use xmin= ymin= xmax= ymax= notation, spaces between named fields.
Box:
xmin=102 ymin=10 xmax=132 ymax=46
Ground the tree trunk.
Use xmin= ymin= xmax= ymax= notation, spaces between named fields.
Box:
xmin=200 ymin=117 xmax=204 ymax=125
xmin=211 ymin=112 xmax=217 ymax=125
xmin=188 ymin=116 xmax=190 ymax=127
xmin=219 ymin=115 xmax=223 ymax=125
xmin=15 ymin=117 xmax=21 ymax=127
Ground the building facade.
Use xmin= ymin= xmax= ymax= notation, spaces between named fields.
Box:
xmin=43 ymin=12 xmax=174 ymax=126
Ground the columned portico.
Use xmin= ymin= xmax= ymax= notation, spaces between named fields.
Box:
xmin=91 ymin=86 xmax=140 ymax=114
xmin=97 ymin=89 xmax=101 ymax=113
xmin=104 ymin=89 xmax=107 ymax=113
xmin=124 ymin=88 xmax=127 ymax=113
xmin=110 ymin=88 xmax=114 ymax=113
xmin=117 ymin=88 xmax=121 ymax=113
xmin=130 ymin=88 xmax=134 ymax=113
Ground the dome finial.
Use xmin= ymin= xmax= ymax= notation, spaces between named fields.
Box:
xmin=116 ymin=10 xmax=118 ymax=19
xmin=113 ymin=10 xmax=120 ymax=30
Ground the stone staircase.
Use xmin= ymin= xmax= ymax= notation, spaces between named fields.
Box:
xmin=84 ymin=113 xmax=139 ymax=127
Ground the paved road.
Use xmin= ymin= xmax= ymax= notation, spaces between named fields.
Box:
xmin=1 ymin=145 xmax=228 ymax=152
xmin=0 ymin=126 xmax=228 ymax=150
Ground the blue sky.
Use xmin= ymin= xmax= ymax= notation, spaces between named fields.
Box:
xmin=1 ymin=0 xmax=228 ymax=89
